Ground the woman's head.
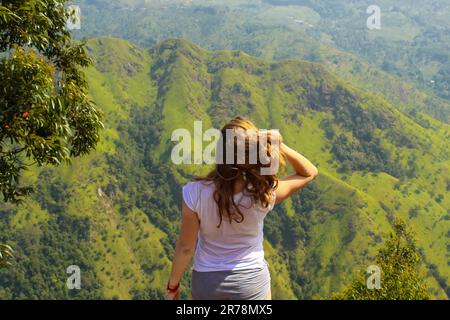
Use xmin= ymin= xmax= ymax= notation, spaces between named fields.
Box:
xmin=199 ymin=116 xmax=285 ymax=227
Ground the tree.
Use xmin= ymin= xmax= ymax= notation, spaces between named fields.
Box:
xmin=0 ymin=0 xmax=103 ymax=203
xmin=334 ymin=220 xmax=430 ymax=300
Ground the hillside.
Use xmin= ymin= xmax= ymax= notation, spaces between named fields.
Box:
xmin=73 ymin=0 xmax=450 ymax=123
xmin=0 ymin=37 xmax=448 ymax=299
xmin=266 ymin=0 xmax=450 ymax=102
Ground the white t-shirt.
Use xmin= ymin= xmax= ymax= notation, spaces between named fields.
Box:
xmin=182 ymin=180 xmax=276 ymax=272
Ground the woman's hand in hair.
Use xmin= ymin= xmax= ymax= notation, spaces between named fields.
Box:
xmin=275 ymin=143 xmax=318 ymax=204
xmin=266 ymin=129 xmax=283 ymax=145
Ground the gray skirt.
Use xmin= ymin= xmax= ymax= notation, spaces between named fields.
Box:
xmin=191 ymin=263 xmax=271 ymax=300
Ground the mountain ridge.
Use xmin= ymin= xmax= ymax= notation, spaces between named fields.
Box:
xmin=0 ymin=36 xmax=448 ymax=299
xmin=73 ymin=0 xmax=450 ymax=123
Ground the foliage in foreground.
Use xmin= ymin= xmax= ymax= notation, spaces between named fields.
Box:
xmin=0 ymin=0 xmax=103 ymax=203
xmin=334 ymin=220 xmax=430 ymax=300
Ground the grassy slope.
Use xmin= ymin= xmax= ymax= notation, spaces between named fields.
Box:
xmin=0 ymin=37 xmax=448 ymax=299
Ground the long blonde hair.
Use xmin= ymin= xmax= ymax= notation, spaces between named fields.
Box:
xmin=198 ymin=116 xmax=285 ymax=227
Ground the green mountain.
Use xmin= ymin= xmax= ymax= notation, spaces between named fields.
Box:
xmin=266 ymin=0 xmax=450 ymax=102
xmin=74 ymin=0 xmax=450 ymax=123
xmin=0 ymin=37 xmax=448 ymax=299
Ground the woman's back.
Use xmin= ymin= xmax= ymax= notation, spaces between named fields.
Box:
xmin=183 ymin=181 xmax=276 ymax=272
xmin=165 ymin=116 xmax=318 ymax=300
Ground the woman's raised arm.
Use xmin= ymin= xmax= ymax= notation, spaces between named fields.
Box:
xmin=275 ymin=143 xmax=318 ymax=204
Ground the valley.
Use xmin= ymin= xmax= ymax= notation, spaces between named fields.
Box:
xmin=0 ymin=36 xmax=448 ymax=299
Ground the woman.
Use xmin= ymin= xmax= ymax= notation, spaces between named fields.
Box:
xmin=166 ymin=116 xmax=318 ymax=300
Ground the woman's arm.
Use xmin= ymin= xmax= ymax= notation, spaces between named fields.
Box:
xmin=275 ymin=143 xmax=319 ymax=204
xmin=166 ymin=201 xmax=200 ymax=300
